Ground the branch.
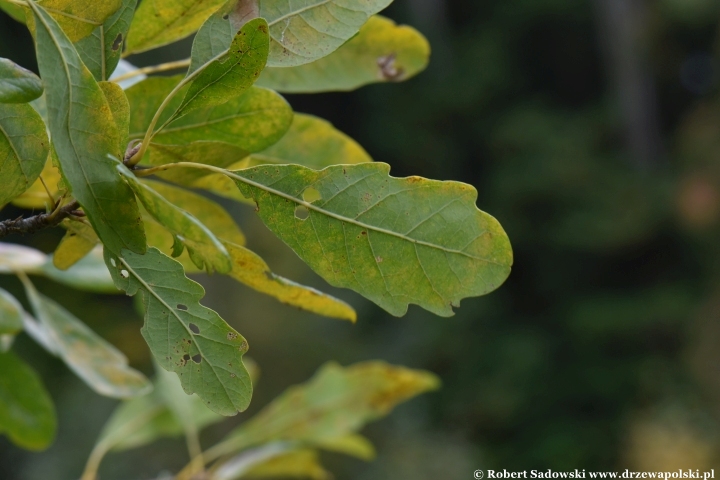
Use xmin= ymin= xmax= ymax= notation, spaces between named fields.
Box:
xmin=0 ymin=201 xmax=81 ymax=239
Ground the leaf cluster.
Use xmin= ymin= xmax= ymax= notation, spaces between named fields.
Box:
xmin=0 ymin=0 xmax=513 ymax=477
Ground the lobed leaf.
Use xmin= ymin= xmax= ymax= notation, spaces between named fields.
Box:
xmin=0 ymin=351 xmax=56 ymax=450
xmin=216 ymin=361 xmax=439 ymax=455
xmin=173 ymin=18 xmax=269 ymax=120
xmin=21 ymin=276 xmax=152 ymax=398
xmin=0 ymin=102 xmax=49 ymax=207
xmin=260 ymin=0 xmax=392 ymax=67
xmin=0 ymin=57 xmax=43 ymax=103
xmin=125 ymin=0 xmax=226 ymax=55
xmin=75 ymin=0 xmax=137 ymax=81
xmin=0 ymin=287 xmax=23 ymax=335
xmin=229 ymin=163 xmax=513 ymax=317
xmin=104 ymin=247 xmax=253 ymax=416
xmin=30 ymin=1 xmax=146 ymax=255
xmin=258 ymin=15 xmax=430 ymax=93
xmin=118 ymin=165 xmax=232 ymax=274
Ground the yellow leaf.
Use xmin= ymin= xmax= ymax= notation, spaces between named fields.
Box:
xmin=244 ymin=450 xmax=330 ymax=480
xmin=10 ymin=156 xmax=62 ymax=210
xmin=224 ymin=242 xmax=356 ymax=322
xmin=53 ymin=220 xmax=99 ymax=270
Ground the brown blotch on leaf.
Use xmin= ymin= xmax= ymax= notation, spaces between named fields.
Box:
xmin=112 ymin=33 xmax=123 ymax=51
xmin=377 ymin=53 xmax=404 ymax=81
xmin=227 ymin=331 xmax=238 ymax=340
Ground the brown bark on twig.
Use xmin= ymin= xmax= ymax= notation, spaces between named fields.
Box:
xmin=0 ymin=201 xmax=81 ymax=238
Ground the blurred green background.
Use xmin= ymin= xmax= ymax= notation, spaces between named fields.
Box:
xmin=4 ymin=0 xmax=720 ymax=478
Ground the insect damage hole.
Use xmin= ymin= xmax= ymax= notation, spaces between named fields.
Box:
xmin=294 ymin=205 xmax=309 ymax=220
xmin=189 ymin=323 xmax=200 ymax=334
xmin=302 ymin=187 xmax=322 ymax=203
xmin=120 ymin=269 xmax=129 ymax=278
xmin=192 ymin=354 xmax=202 ymax=364
xmin=177 ymin=304 xmax=187 ymax=311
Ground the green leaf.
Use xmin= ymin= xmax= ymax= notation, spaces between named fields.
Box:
xmin=0 ymin=351 xmax=56 ymax=450
xmin=0 ymin=0 xmax=26 ymax=23
xmin=29 ymin=1 xmax=146 ymax=255
xmin=99 ymin=80 xmax=130 ymax=157
xmin=189 ymin=113 xmax=367 ymax=201
xmin=126 ymin=79 xmax=292 ymax=162
xmin=125 ymin=0 xmax=226 ymax=54
xmin=52 ymin=220 xmax=99 ymax=270
xmin=0 ymin=287 xmax=23 ymax=335
xmin=260 ymin=0 xmax=392 ymax=67
xmin=215 ymin=361 xmax=438 ymax=455
xmin=104 ymin=247 xmax=253 ymax=416
xmin=228 ymin=163 xmax=513 ymax=317
xmin=173 ymin=17 xmax=269 ymax=120
xmin=144 ymin=141 xmax=250 ymax=187
xmin=0 ymin=57 xmax=43 ymax=103
xmin=0 ymin=103 xmax=49 ymax=207
xmin=140 ymin=180 xmax=246 ymax=246
xmin=27 ymin=0 xmax=124 ymax=43
xmin=224 ymin=242 xmax=357 ymax=322
xmin=188 ymin=0 xmax=237 ymax=74
xmin=117 ymin=165 xmax=232 ymax=274
xmin=258 ymin=15 xmax=430 ymax=93
xmin=21 ymin=275 xmax=152 ymax=398
xmin=75 ymin=0 xmax=137 ymax=81
xmin=43 ymin=246 xmax=118 ymax=294
xmin=0 ymin=242 xmax=46 ymax=273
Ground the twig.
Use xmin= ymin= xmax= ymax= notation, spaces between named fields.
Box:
xmin=0 ymin=201 xmax=81 ymax=239
xmin=110 ymin=59 xmax=191 ymax=84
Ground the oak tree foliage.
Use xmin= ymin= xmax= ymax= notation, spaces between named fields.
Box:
xmin=0 ymin=0 xmax=512 ymax=477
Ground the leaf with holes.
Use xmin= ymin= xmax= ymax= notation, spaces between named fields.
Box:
xmin=21 ymin=276 xmax=152 ymax=398
xmin=125 ymin=0 xmax=226 ymax=54
xmin=104 ymin=247 xmax=253 ymax=416
xmin=228 ymin=163 xmax=513 ymax=317
xmin=29 ymin=1 xmax=146 ymax=255
xmin=0 ymin=103 xmax=48 ymax=207
xmin=172 ymin=17 xmax=269 ymax=120
xmin=260 ymin=0 xmax=392 ymax=67
xmin=117 ymin=165 xmax=232 ymax=274
xmin=191 ymin=113 xmax=369 ymax=201
xmin=214 ymin=361 xmax=438 ymax=456
xmin=258 ymin=15 xmax=430 ymax=92
xmin=0 ymin=57 xmax=43 ymax=103
xmin=75 ymin=0 xmax=137 ymax=81
xmin=0 ymin=351 xmax=56 ymax=450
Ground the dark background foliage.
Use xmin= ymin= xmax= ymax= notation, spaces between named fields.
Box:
xmin=3 ymin=0 xmax=720 ymax=478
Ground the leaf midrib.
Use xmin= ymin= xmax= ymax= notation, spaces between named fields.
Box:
xmin=226 ymin=168 xmax=495 ymax=262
